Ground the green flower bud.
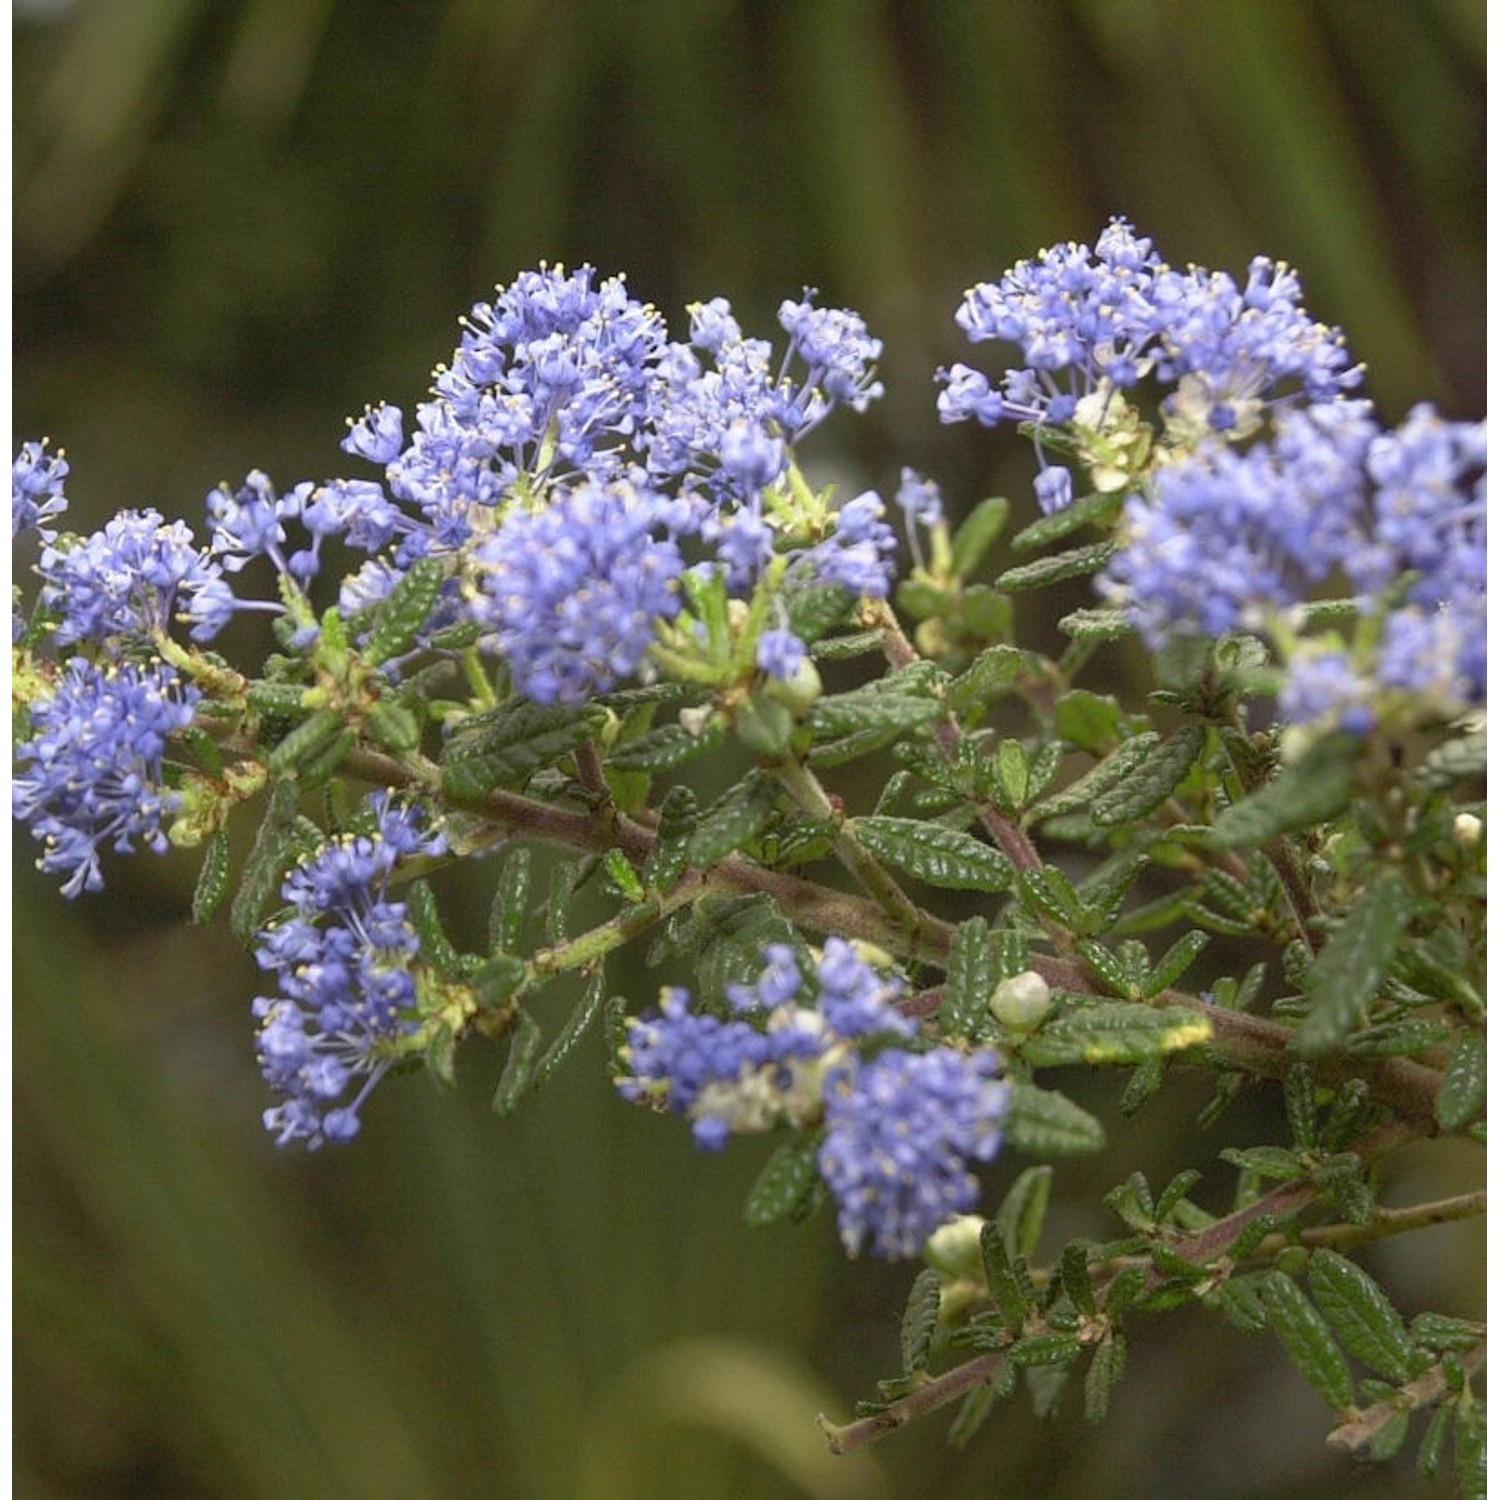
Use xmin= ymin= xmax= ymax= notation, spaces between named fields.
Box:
xmin=990 ymin=969 xmax=1052 ymax=1034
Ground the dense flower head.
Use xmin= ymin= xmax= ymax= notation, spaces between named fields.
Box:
xmin=38 ymin=508 xmax=226 ymax=647
xmin=253 ymin=794 xmax=445 ymax=1149
xmin=799 ymin=490 xmax=899 ymax=598
xmin=1107 ymin=401 xmax=1380 ymax=644
xmin=617 ymin=941 xmax=955 ymax=1215
xmin=819 ymin=1047 xmax=1010 ymax=1259
xmin=13 ymin=656 xmax=198 ymax=896
xmin=469 ymin=478 xmax=687 ymax=703
xmin=13 ymin=440 xmax=70 ymax=541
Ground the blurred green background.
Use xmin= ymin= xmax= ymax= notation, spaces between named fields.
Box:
xmin=13 ymin=3 xmax=1485 ymax=1497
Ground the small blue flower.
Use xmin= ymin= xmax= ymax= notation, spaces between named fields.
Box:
xmin=13 ymin=440 xmax=70 ymax=541
xmin=819 ymin=1047 xmax=1009 ymax=1259
xmin=756 ymin=627 xmax=810 ymax=682
xmin=253 ymin=794 xmax=445 ymax=1149
xmin=13 ymin=657 xmax=199 ymax=896
xmin=470 ymin=478 xmax=686 ymax=703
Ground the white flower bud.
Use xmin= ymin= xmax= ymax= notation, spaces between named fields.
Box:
xmin=989 ymin=969 xmax=1052 ymax=1033
xmin=1454 ymin=812 xmax=1483 ymax=847
xmin=924 ymin=1214 xmax=986 ymax=1280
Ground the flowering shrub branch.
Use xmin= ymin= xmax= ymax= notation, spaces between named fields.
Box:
xmin=13 ymin=223 xmax=1486 ymax=1487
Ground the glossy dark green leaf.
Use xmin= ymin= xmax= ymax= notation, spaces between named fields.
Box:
xmin=442 ymin=701 xmax=604 ymax=799
xmin=1258 ymin=1269 xmax=1355 ymax=1410
xmin=230 ymin=778 xmax=306 ymax=942
xmin=853 ymin=816 xmax=1012 ymax=892
xmin=1296 ymin=871 xmax=1414 ymax=1055
xmin=1104 ymin=1265 xmax=1149 ymax=1321
xmin=1053 ymin=689 xmax=1121 ymax=753
xmin=1009 ymin=1332 xmax=1081 ymax=1368
xmin=979 ymin=1220 xmax=1030 ymax=1334
xmin=1284 ymin=1061 xmax=1319 ymax=1150
xmin=685 ymin=773 xmax=782 ymax=868
xmin=900 ymin=1268 xmax=944 ymax=1375
xmin=1012 ymin=489 xmax=1118 ymax=552
xmin=938 ymin=915 xmax=996 ymax=1039
xmin=491 ymin=1009 xmax=543 ymax=1116
xmin=950 ymin=495 xmax=1011 ymax=578
xmin=947 ymin=644 xmax=1027 ymax=718
xmin=994 ymin=1165 xmax=1052 ymax=1261
xmin=1220 ymin=1145 xmax=1304 ymax=1180
xmin=1435 ymin=1029 xmax=1485 ymax=1131
xmin=1343 ymin=1018 xmax=1452 ymax=1059
xmin=1416 ymin=1404 xmax=1452 ymax=1478
xmin=784 ymin=581 xmax=855 ymax=642
xmin=1090 ymin=724 xmax=1205 ymax=827
xmin=1143 ymin=930 xmax=1210 ymax=996
xmin=488 ymin=845 xmax=532 ymax=956
xmin=1454 ymin=1398 xmax=1486 ymax=1499
xmin=266 ymin=707 xmax=345 ymax=775
xmin=743 ymin=1132 xmax=824 ymax=1227
xmin=362 ymin=556 xmax=445 ymax=666
xmin=533 ymin=973 xmax=606 ymax=1089
xmin=995 ymin=540 xmax=1116 ymax=591
xmin=1058 ymin=606 xmax=1133 ymax=642
xmin=1308 ymin=1250 xmax=1423 ymax=1382
xmin=607 ymin=715 xmax=727 ymax=773
xmin=190 ymin=827 xmax=234 ymax=925
xmin=1004 ymin=1082 xmax=1107 ymax=1155
xmin=804 ymin=690 xmax=942 ymax=740
xmin=642 ymin=783 xmax=698 ymax=891
xmin=1060 ymin=1241 xmax=1097 ymax=1316
xmin=1083 ymin=1331 xmax=1125 ymax=1424
xmin=1028 ymin=731 xmax=1161 ymax=822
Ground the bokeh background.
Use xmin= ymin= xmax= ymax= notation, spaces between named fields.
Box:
xmin=13 ymin=2 xmax=1486 ymax=1497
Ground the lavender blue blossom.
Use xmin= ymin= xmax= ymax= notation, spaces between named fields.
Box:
xmin=819 ymin=1047 xmax=1010 ymax=1259
xmin=13 ymin=441 xmax=69 ymax=540
xmin=469 ymin=478 xmax=686 ymax=703
xmin=800 ymin=490 xmax=898 ymax=598
xmin=756 ymin=627 xmax=810 ymax=682
xmin=1278 ymin=649 xmax=1377 ymax=736
xmin=253 ymin=795 xmax=445 ymax=1149
xmin=1106 ymin=401 xmax=1379 ymax=645
xmin=13 ymin=657 xmax=199 ymax=896
xmin=38 ymin=508 xmax=226 ymax=647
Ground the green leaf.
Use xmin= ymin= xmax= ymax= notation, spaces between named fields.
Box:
xmin=1284 ymin=1061 xmax=1320 ymax=1150
xmin=1060 ymin=1241 xmax=1097 ymax=1316
xmin=994 ymin=1165 xmax=1052 ymax=1261
xmin=1414 ymin=726 xmax=1487 ymax=789
xmin=1435 ymin=1029 xmax=1486 ymax=1131
xmin=979 ymin=1221 xmax=1030 ymax=1334
xmin=1343 ymin=1018 xmax=1453 ymax=1059
xmin=743 ymin=1133 xmax=824 ymax=1227
xmin=1454 ymin=1398 xmax=1486 ymax=1499
xmin=784 ymin=581 xmax=855 ymax=642
xmin=1009 ymin=1333 xmax=1082 ymax=1368
xmin=1220 ymin=1145 xmax=1304 ymax=1180
xmin=1054 ymin=690 xmax=1122 ymax=753
xmin=938 ymin=916 xmax=997 ymax=1038
xmin=1410 ymin=1314 xmax=1482 ymax=1355
xmin=532 ymin=973 xmax=605 ymax=1089
xmin=1416 ymin=1404 xmax=1452 ymax=1478
xmin=1307 ymin=1250 xmax=1423 ymax=1382
xmin=607 ymin=715 xmax=727 ymax=773
xmin=1258 ymin=1269 xmax=1355 ymax=1410
xmin=900 ymin=1268 xmax=944 ymax=1375
xmin=362 ymin=556 xmax=445 ymax=666
xmin=685 ymin=773 xmax=782 ymax=867
xmin=266 ymin=707 xmax=345 ymax=775
xmin=1090 ymin=724 xmax=1205 ymax=827
xmin=950 ymin=495 xmax=1011 ymax=578
xmin=1083 ymin=1331 xmax=1126 ymax=1424
xmin=442 ymin=701 xmax=604 ymax=799
xmin=643 ymin=783 xmax=698 ymax=891
xmin=488 ymin=845 xmax=532 ymax=957
xmin=689 ymin=895 xmax=798 ymax=999
xmin=1029 ymin=731 xmax=1162 ymax=822
xmin=1296 ymin=871 xmax=1415 ymax=1055
xmin=1104 ymin=1265 xmax=1148 ymax=1320
xmin=805 ymin=690 xmax=942 ymax=740
xmin=1058 ymin=606 xmax=1133 ymax=642
xmin=1012 ymin=489 xmax=1119 ymax=552
xmin=190 ymin=827 xmax=234 ymax=924
xmin=1022 ymin=1002 xmax=1212 ymax=1068
xmin=946 ymin=1383 xmax=999 ymax=1448
xmin=491 ymin=1010 xmax=543 ymax=1116
xmin=947 ymin=644 xmax=1027 ymax=719
xmin=852 ymin=815 xmax=1012 ymax=892
xmin=995 ymin=540 xmax=1116 ymax=591
xmin=1207 ymin=734 xmax=1359 ymax=848
xmin=1143 ymin=930 xmax=1210 ymax=996
xmin=230 ymin=778 xmax=305 ymax=942
xmin=1004 ymin=1082 xmax=1107 ymax=1155
xmin=1155 ymin=1169 xmax=1202 ymax=1222
xmin=407 ymin=880 xmax=461 ymax=979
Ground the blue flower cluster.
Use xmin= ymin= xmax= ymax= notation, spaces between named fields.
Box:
xmin=13 ymin=440 xmax=69 ymax=541
xmin=1108 ymin=401 xmax=1487 ymax=724
xmin=938 ymin=218 xmax=1361 ymax=510
xmin=13 ymin=657 xmax=199 ymax=896
xmin=253 ymin=794 xmax=445 ymax=1149
xmin=820 ymin=1046 xmax=1009 ymax=1259
xmin=617 ymin=940 xmax=1008 ymax=1257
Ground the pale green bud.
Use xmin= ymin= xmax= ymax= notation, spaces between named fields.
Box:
xmin=990 ymin=970 xmax=1052 ymax=1033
